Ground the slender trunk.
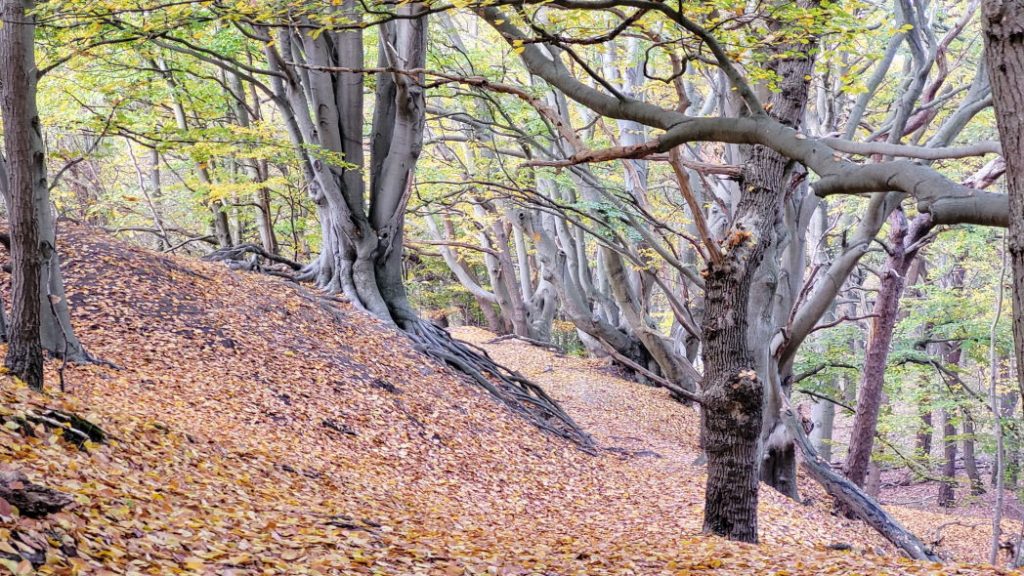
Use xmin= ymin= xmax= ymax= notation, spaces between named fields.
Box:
xmin=844 ymin=225 xmax=906 ymax=487
xmin=865 ymin=460 xmax=882 ymax=498
xmin=127 ymin=142 xmax=168 ymax=250
xmin=937 ymin=409 xmax=957 ymax=507
xmin=0 ymin=0 xmax=42 ymax=390
xmin=227 ymin=71 xmax=277 ymax=254
xmin=990 ymin=244 xmax=1008 ymax=564
xmin=962 ymin=409 xmax=985 ymax=495
xmin=916 ymin=397 xmax=934 ymax=459
xmin=809 ymin=396 xmax=836 ymax=462
xmin=212 ymin=205 xmax=231 ymax=248
xmin=844 ymin=212 xmax=930 ymax=488
xmin=147 ymin=148 xmax=169 ymax=249
xmin=155 ymin=57 xmax=232 ymax=249
xmin=938 ymin=344 xmax=964 ymax=507
xmin=475 ymin=296 xmax=505 ymax=333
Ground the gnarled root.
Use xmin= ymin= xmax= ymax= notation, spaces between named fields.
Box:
xmin=407 ymin=319 xmax=596 ymax=453
xmin=204 ymin=244 xmax=303 ymax=279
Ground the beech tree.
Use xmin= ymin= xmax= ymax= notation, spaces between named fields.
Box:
xmin=1 ymin=0 xmax=44 ymax=389
xmin=1 ymin=0 xmax=92 ymax=391
xmin=985 ymin=0 xmax=1024 ymax=441
xmin=467 ymin=0 xmax=1003 ymax=554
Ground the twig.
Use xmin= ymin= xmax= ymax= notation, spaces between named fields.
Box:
xmin=931 ymin=520 xmax=982 ymax=548
xmin=668 ymin=146 xmax=722 ymax=266
xmin=808 ymin=313 xmax=879 ymax=335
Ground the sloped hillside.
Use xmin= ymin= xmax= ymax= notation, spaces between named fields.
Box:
xmin=0 ymin=225 xmax=1014 ymax=575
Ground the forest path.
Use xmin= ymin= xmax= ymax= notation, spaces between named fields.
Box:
xmin=452 ymin=327 xmax=1021 ymax=568
xmin=450 ymin=328 xmax=702 ymax=463
xmin=0 ymin=225 xmax=1012 ymax=574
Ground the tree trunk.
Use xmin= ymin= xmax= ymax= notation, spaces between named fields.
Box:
xmin=701 ymin=2 xmax=819 ymax=538
xmin=227 ymin=71 xmax=277 ymax=254
xmin=701 ymin=254 xmax=764 ymax=543
xmin=916 ymin=397 xmax=934 ymax=459
xmin=983 ymin=0 xmax=1024 ymax=453
xmin=962 ymin=409 xmax=986 ymax=495
xmin=844 ymin=212 xmax=931 ymax=488
xmin=154 ymin=56 xmax=232 ymax=249
xmin=0 ymin=0 xmax=43 ymax=391
xmin=809 ymin=396 xmax=836 ymax=462
xmin=865 ymin=460 xmax=882 ymax=498
xmin=998 ymin=391 xmax=1021 ymax=488
xmin=938 ymin=408 xmax=957 ymax=507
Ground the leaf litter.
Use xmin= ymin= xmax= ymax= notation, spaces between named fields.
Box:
xmin=0 ymin=225 xmax=1017 ymax=575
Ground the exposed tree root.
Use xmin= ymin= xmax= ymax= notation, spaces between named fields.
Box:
xmin=224 ymin=263 xmax=596 ymax=453
xmin=203 ymin=244 xmax=304 ymax=275
xmin=783 ymin=407 xmax=939 ymax=561
xmin=0 ymin=469 xmax=72 ymax=518
xmin=408 ymin=319 xmax=596 ymax=453
xmin=596 ymin=339 xmax=702 ymax=405
xmin=2 ymin=405 xmax=107 ymax=450
xmin=486 ymin=334 xmax=563 ymax=353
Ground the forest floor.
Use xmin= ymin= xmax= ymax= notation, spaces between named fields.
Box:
xmin=0 ymin=224 xmax=1019 ymax=575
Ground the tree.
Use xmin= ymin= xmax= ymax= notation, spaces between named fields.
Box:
xmin=0 ymin=0 xmax=91 ymax=367
xmin=1 ymin=0 xmax=44 ymax=390
xmin=472 ymin=0 xmax=1000 ymax=553
xmin=984 ymin=0 xmax=1024 ymax=450
xmin=844 ymin=212 xmax=931 ymax=489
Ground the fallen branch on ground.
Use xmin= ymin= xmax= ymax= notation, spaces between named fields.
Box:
xmin=783 ymin=406 xmax=939 ymax=561
xmin=930 ymin=520 xmax=982 ymax=548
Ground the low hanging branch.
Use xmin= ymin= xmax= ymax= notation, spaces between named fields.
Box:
xmin=596 ymin=339 xmax=703 ymax=404
xmin=407 ymin=319 xmax=596 ymax=452
xmin=486 ymin=333 xmax=563 ymax=352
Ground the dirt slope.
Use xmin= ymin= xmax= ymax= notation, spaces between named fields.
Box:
xmin=0 ymin=224 xmax=1015 ymax=575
